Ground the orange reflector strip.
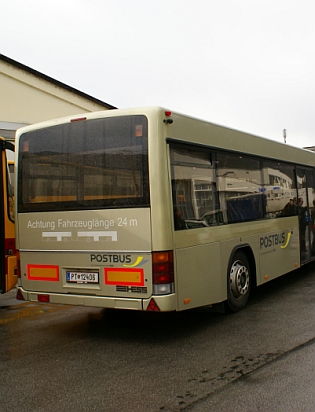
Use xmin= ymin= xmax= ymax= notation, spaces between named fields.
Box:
xmin=184 ymin=298 xmax=191 ymax=305
xmin=27 ymin=265 xmax=59 ymax=281
xmin=104 ymin=268 xmax=144 ymax=286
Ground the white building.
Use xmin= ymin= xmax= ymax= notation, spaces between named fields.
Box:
xmin=0 ymin=54 xmax=116 ymax=156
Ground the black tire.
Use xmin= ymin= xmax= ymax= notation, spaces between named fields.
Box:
xmin=225 ymin=250 xmax=251 ymax=313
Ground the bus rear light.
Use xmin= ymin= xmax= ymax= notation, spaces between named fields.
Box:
xmin=153 ymin=283 xmax=174 ymax=294
xmin=153 ymin=251 xmax=173 ymax=263
xmin=164 ymin=111 xmax=173 ymax=124
xmin=153 ymin=272 xmax=173 ymax=284
xmin=146 ymin=298 xmax=160 ymax=311
xmin=38 ymin=294 xmax=50 ymax=303
xmin=152 ymin=251 xmax=174 ymax=295
xmin=70 ymin=117 xmax=87 ymax=123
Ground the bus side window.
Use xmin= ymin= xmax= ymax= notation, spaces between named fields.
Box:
xmin=170 ymin=145 xmax=218 ymax=230
xmin=216 ymin=153 xmax=265 ymax=223
xmin=262 ymin=161 xmax=297 ymax=218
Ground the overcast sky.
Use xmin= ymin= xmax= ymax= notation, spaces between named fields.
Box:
xmin=1 ymin=0 xmax=315 ymax=148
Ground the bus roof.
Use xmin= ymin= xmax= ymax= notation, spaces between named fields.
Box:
xmin=14 ymin=106 xmax=315 ymax=168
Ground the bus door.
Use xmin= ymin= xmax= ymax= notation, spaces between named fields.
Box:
xmin=0 ymin=139 xmax=16 ymax=293
xmin=297 ymin=167 xmax=315 ymax=263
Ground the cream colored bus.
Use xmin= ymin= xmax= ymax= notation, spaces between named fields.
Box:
xmin=15 ymin=107 xmax=315 ymax=312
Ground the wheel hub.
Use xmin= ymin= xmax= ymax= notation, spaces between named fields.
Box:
xmin=230 ymin=260 xmax=249 ymax=298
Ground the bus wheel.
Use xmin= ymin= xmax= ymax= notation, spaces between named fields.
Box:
xmin=226 ymin=250 xmax=251 ymax=312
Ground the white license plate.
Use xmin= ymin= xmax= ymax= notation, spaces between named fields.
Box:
xmin=66 ymin=271 xmax=99 ymax=284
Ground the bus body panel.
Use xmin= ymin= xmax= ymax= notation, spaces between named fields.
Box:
xmin=19 ymin=250 xmax=153 ymax=294
xmin=175 ymin=241 xmax=222 ymax=311
xmin=174 ymin=217 xmax=300 ymax=311
xmin=17 ymin=287 xmax=177 ymax=311
xmin=18 ymin=208 xmax=152 ymax=252
xmin=146 ymin=110 xmax=174 ymax=251
xmin=18 ymin=208 xmax=154 ymax=300
xmin=167 ymin=111 xmax=315 ymax=168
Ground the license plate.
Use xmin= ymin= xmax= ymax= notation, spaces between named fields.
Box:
xmin=66 ymin=271 xmax=99 ymax=284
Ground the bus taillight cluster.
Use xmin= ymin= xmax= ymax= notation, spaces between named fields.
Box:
xmin=152 ymin=251 xmax=174 ymax=295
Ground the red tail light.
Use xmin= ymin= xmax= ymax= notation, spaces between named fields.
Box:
xmin=152 ymin=251 xmax=174 ymax=294
xmin=70 ymin=117 xmax=87 ymax=123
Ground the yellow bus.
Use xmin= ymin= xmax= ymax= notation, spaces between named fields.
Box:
xmin=0 ymin=137 xmax=16 ymax=293
xmin=15 ymin=108 xmax=315 ymax=312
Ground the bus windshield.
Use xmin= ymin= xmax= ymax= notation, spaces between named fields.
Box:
xmin=18 ymin=115 xmax=149 ymax=212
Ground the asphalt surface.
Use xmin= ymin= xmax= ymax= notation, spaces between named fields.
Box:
xmin=1 ymin=262 xmax=315 ymax=412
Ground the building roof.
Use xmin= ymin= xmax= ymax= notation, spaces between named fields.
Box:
xmin=0 ymin=54 xmax=117 ymax=110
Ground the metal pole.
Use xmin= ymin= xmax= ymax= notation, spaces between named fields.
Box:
xmin=283 ymin=128 xmax=286 ymax=144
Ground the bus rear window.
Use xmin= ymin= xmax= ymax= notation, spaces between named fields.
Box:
xmin=18 ymin=115 xmax=149 ymax=212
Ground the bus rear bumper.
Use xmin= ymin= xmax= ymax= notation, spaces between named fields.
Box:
xmin=16 ymin=287 xmax=177 ymax=311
